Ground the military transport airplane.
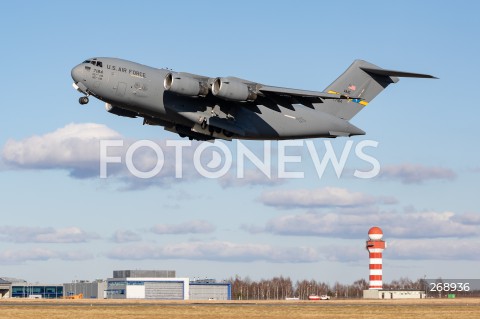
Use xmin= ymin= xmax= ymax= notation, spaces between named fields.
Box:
xmin=71 ymin=58 xmax=436 ymax=141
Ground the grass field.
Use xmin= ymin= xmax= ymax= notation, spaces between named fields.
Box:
xmin=1 ymin=298 xmax=479 ymax=319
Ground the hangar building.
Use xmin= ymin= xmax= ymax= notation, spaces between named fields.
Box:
xmin=107 ymin=277 xmax=189 ymax=300
xmin=363 ymin=289 xmax=426 ymax=299
xmin=190 ymin=279 xmax=231 ymax=300
xmin=64 ymin=280 xmax=107 ymax=299
xmin=105 ymin=270 xmax=230 ymax=300
xmin=106 ymin=269 xmax=188 ymax=300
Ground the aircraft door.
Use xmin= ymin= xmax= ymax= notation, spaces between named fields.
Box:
xmin=117 ymin=82 xmax=127 ymax=96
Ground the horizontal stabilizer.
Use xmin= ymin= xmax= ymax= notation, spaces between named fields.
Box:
xmin=360 ymin=67 xmax=438 ymax=79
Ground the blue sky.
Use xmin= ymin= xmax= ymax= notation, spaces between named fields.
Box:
xmin=0 ymin=1 xmax=479 ymax=285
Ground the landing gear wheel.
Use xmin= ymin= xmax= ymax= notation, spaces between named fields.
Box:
xmin=79 ymin=96 xmax=89 ymax=105
xmin=201 ymin=119 xmax=207 ymax=130
xmin=223 ymin=129 xmax=234 ymax=137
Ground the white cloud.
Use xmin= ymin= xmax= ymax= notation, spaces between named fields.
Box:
xmin=106 ymin=241 xmax=320 ymax=263
xmin=151 ymin=220 xmax=216 ymax=235
xmin=55 ymin=250 xmax=95 ymax=261
xmin=259 ymin=187 xmax=384 ymax=209
xmin=0 ymin=248 xmax=94 ymax=264
xmin=386 ymin=211 xmax=479 ymax=238
xmin=321 ymin=244 xmax=366 ymax=262
xmin=111 ymin=230 xmax=142 ymax=243
xmin=0 ymin=226 xmax=99 ymax=243
xmin=2 ymin=123 xmax=276 ymax=190
xmin=240 ymin=224 xmax=265 ymax=234
xmin=313 ymin=240 xmax=480 ymax=262
xmin=0 ymin=123 xmax=204 ymax=188
xmin=452 ymin=212 xmax=480 ymax=225
xmin=1 ymin=123 xmax=121 ymax=178
xmin=264 ymin=210 xmax=480 ymax=239
xmin=387 ymin=239 xmax=480 ymax=260
xmin=265 ymin=211 xmax=368 ymax=238
xmin=378 ymin=163 xmax=456 ymax=184
xmin=471 ymin=167 xmax=480 ymax=173
xmin=0 ymin=125 xmax=458 ymax=193
xmin=106 ymin=238 xmax=480 ymax=263
xmin=219 ymin=169 xmax=285 ymax=188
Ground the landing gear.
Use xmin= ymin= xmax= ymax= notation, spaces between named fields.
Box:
xmin=79 ymin=96 xmax=89 ymax=105
xmin=201 ymin=118 xmax=207 ymax=129
xmin=223 ymin=129 xmax=234 ymax=137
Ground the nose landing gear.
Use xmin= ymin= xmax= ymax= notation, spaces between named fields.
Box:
xmin=79 ymin=96 xmax=89 ymax=105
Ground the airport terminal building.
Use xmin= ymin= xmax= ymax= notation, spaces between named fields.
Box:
xmin=0 ymin=277 xmax=63 ymax=299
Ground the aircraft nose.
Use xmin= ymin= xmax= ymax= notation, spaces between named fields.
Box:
xmin=71 ymin=64 xmax=83 ymax=83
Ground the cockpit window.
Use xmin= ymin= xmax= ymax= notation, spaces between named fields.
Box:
xmin=82 ymin=59 xmax=102 ymax=67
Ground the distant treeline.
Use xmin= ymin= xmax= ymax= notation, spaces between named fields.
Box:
xmin=223 ymin=276 xmax=478 ymax=300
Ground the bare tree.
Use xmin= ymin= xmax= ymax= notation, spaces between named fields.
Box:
xmin=226 ymin=275 xmax=437 ymax=300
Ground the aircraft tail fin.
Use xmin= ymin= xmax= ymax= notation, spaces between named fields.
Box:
xmin=323 ymin=60 xmax=436 ymax=120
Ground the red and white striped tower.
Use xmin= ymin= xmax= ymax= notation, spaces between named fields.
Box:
xmin=366 ymin=226 xmax=387 ymax=290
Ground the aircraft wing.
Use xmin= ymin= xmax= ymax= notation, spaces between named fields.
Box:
xmin=258 ymin=85 xmax=349 ymax=100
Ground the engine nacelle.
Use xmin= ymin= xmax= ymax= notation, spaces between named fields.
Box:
xmin=211 ymin=77 xmax=257 ymax=102
xmin=105 ymin=103 xmax=138 ymax=118
xmin=164 ymin=73 xmax=209 ymax=97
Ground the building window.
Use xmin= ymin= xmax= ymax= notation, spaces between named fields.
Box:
xmin=108 ymin=281 xmax=127 ymax=287
xmin=127 ymin=281 xmax=144 ymax=286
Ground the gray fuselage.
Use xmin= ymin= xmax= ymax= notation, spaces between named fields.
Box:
xmin=71 ymin=58 xmax=388 ymax=141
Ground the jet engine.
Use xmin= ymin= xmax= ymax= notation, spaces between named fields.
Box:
xmin=105 ymin=103 xmax=138 ymax=118
xmin=164 ymin=73 xmax=209 ymax=97
xmin=211 ymin=77 xmax=257 ymax=102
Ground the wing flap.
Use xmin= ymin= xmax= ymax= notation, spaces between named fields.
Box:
xmin=259 ymin=85 xmax=349 ymax=99
xmin=208 ymin=117 xmax=245 ymax=136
